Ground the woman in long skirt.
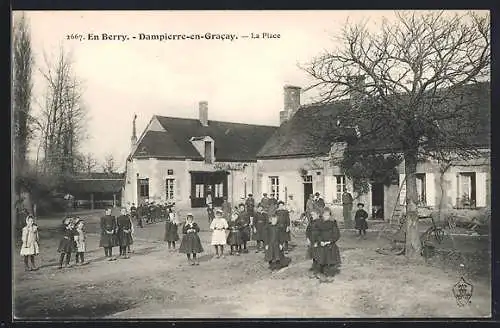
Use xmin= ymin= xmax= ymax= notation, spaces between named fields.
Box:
xmin=264 ymin=215 xmax=290 ymax=270
xmin=20 ymin=215 xmax=40 ymax=271
xmin=210 ymin=208 xmax=229 ymax=258
xmin=178 ymin=213 xmax=204 ymax=265
xmin=317 ymin=207 xmax=341 ymax=278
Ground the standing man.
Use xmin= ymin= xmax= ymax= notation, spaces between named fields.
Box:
xmin=245 ymin=194 xmax=255 ymax=219
xmin=237 ymin=203 xmax=251 ymax=253
xmin=305 ymin=194 xmax=315 ymax=219
xmin=268 ymin=194 xmax=278 ymax=217
xmin=342 ymin=188 xmax=354 ymax=229
xmin=259 ymin=193 xmax=271 ymax=215
xmin=221 ymin=196 xmax=232 ymax=221
xmin=116 ymin=207 xmax=133 ymax=258
xmin=312 ymin=192 xmax=326 ymax=215
xmin=287 ymin=194 xmax=300 ymax=225
xmin=99 ymin=207 xmax=117 ymax=261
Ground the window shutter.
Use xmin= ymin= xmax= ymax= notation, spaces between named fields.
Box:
xmin=399 ymin=174 xmax=406 ymax=205
xmin=261 ymin=176 xmax=267 ymax=196
xmin=444 ymin=173 xmax=457 ymax=207
xmin=425 ymin=173 xmax=436 ymax=207
xmin=332 ymin=176 xmax=338 ymax=201
xmin=476 ymin=172 xmax=487 ymax=207
xmin=176 ymin=177 xmax=181 ymax=200
xmin=324 ymin=176 xmax=335 ymax=203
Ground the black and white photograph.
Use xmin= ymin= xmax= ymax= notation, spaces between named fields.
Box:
xmin=12 ymin=10 xmax=491 ymax=319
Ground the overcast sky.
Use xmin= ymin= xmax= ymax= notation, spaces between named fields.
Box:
xmin=16 ymin=10 xmax=484 ymax=171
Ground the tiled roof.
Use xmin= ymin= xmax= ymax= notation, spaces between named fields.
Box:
xmin=257 ymin=82 xmax=490 ymax=158
xmin=66 ymin=179 xmax=124 ymax=194
xmin=132 ymin=116 xmax=277 ymax=162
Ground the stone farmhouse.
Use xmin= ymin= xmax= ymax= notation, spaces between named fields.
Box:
xmin=122 ymin=83 xmax=490 ymax=220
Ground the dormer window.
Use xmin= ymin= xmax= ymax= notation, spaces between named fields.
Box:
xmin=190 ymin=136 xmax=215 ymax=163
xmin=205 ymin=141 xmax=213 ymax=163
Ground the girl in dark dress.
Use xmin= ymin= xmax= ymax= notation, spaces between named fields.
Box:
xmin=264 ymin=215 xmax=290 ymax=271
xmin=354 ymin=203 xmax=369 ymax=238
xmin=252 ymin=205 xmax=268 ymax=253
xmin=164 ymin=207 xmax=180 ymax=250
xmin=306 ymin=210 xmax=322 ymax=275
xmin=227 ymin=212 xmax=243 ymax=256
xmin=178 ymin=214 xmax=204 ymax=265
xmin=57 ymin=217 xmax=76 ymax=269
xmin=317 ymin=207 xmax=341 ymax=278
xmin=276 ymin=201 xmax=291 ymax=253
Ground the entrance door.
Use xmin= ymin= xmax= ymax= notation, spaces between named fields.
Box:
xmin=303 ymin=182 xmax=313 ymax=211
xmin=371 ymin=183 xmax=384 ymax=219
xmin=190 ymin=172 xmax=228 ymax=208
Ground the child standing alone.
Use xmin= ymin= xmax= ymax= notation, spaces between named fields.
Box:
xmin=20 ymin=215 xmax=40 ymax=271
xmin=354 ymin=202 xmax=369 ymax=238
xmin=179 ymin=213 xmax=204 ymax=265
xmin=210 ymin=208 xmax=229 ymax=258
xmin=164 ymin=205 xmax=179 ymax=251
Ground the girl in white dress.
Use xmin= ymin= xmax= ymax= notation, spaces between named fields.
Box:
xmin=210 ymin=208 xmax=229 ymax=258
xmin=20 ymin=215 xmax=40 ymax=271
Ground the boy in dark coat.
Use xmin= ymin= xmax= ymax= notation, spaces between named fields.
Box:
xmin=275 ymin=201 xmax=291 ymax=253
xmin=306 ymin=210 xmax=322 ymax=275
xmin=264 ymin=215 xmax=290 ymax=271
xmin=354 ymin=203 xmax=369 ymax=238
xmin=117 ymin=208 xmax=133 ymax=258
xmin=99 ymin=208 xmax=118 ymax=261
xmin=317 ymin=207 xmax=341 ymax=278
xmin=237 ymin=204 xmax=251 ymax=253
xmin=268 ymin=195 xmax=278 ymax=217
xmin=252 ymin=205 xmax=268 ymax=253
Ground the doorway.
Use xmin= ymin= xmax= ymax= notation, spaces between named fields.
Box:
xmin=303 ymin=175 xmax=313 ymax=211
xmin=371 ymin=182 xmax=384 ymax=219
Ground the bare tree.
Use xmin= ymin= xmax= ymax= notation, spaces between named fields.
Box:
xmin=102 ymin=154 xmax=116 ymax=174
xmin=38 ymin=47 xmax=87 ymax=177
xmin=302 ymin=11 xmax=490 ymax=258
xmin=74 ymin=152 xmax=98 ymax=174
xmin=13 ymin=13 xmax=34 ymax=215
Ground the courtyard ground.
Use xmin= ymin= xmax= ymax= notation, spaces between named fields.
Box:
xmin=13 ymin=208 xmax=491 ymax=319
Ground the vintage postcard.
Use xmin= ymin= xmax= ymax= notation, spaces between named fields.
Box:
xmin=11 ymin=10 xmax=491 ymax=319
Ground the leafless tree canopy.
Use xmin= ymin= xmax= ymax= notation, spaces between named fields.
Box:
xmin=13 ymin=13 xmax=34 ymax=174
xmin=102 ymin=154 xmax=116 ymax=174
xmin=303 ymin=11 xmax=489 ymax=157
xmin=302 ymin=11 xmax=490 ymax=258
xmin=36 ymin=48 xmax=88 ymax=176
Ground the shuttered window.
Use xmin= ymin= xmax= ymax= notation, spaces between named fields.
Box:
xmin=166 ymin=179 xmax=175 ymax=201
xmin=139 ymin=179 xmax=149 ymax=197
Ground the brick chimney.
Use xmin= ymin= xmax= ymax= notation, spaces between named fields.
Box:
xmin=199 ymin=101 xmax=208 ymax=126
xmin=348 ymin=75 xmax=366 ymax=109
xmin=279 ymin=85 xmax=301 ymax=125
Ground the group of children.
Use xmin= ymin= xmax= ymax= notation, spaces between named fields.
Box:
xmin=19 ymin=214 xmax=88 ymax=271
xmin=165 ymin=200 xmax=293 ymax=271
xmin=57 ymin=216 xmax=88 ymax=268
xmin=19 ymin=196 xmax=368 ymax=277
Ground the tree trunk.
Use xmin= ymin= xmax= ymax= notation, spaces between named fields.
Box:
xmin=404 ymin=151 xmax=421 ymax=258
